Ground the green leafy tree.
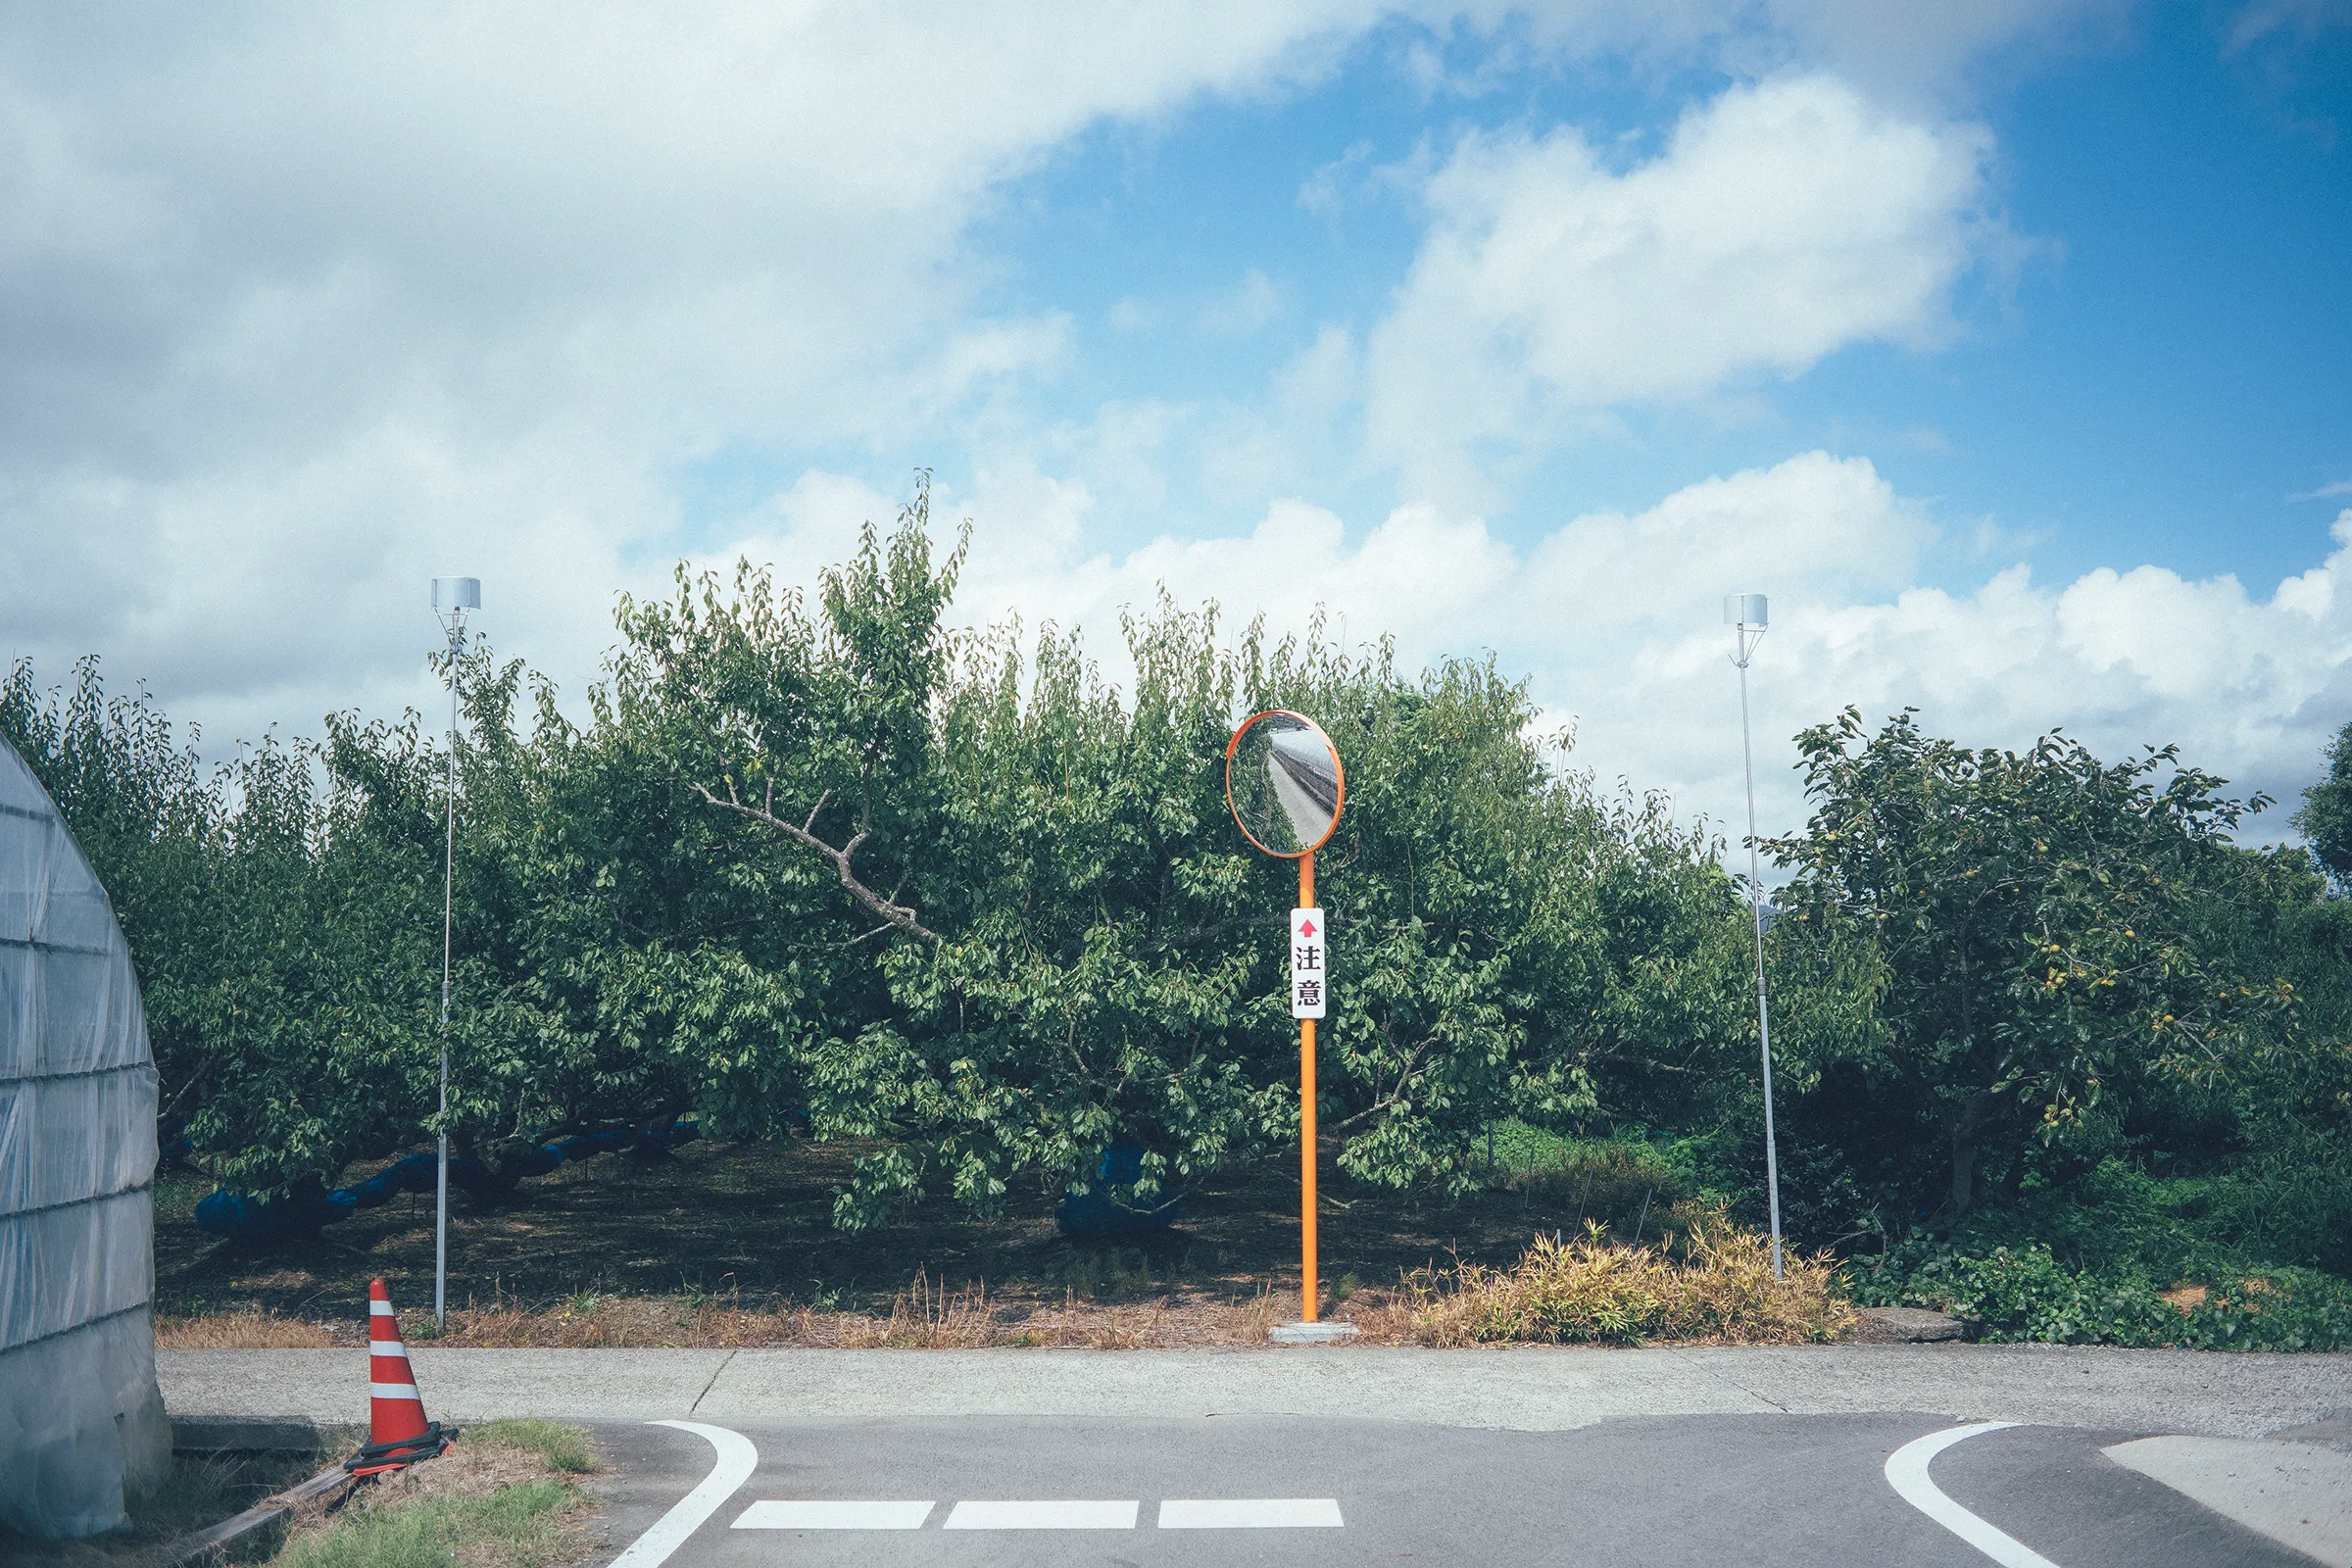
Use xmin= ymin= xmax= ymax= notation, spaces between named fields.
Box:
xmin=1766 ymin=709 xmax=2293 ymax=1218
xmin=611 ymin=481 xmax=1756 ymax=1227
xmin=2295 ymin=718 xmax=2352 ymax=885
xmin=1 ymin=661 xmax=448 ymax=1193
xmin=0 ymin=482 xmax=1790 ymax=1223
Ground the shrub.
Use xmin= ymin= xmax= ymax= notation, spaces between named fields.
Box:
xmin=1847 ymin=1241 xmax=2352 ymax=1350
xmin=1404 ymin=1216 xmax=1853 ymax=1346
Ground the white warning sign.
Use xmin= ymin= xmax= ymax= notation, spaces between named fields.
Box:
xmin=1291 ymin=906 xmax=1327 ymax=1019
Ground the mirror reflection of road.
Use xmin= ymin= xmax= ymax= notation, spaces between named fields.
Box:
xmin=582 ymin=1414 xmax=2320 ymax=1567
xmin=1264 ymin=726 xmax=1340 ymax=845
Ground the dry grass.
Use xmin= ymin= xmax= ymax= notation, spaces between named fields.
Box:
xmin=154 ymin=1228 xmax=1853 ymax=1351
xmin=153 ymin=1133 xmax=1710 ymax=1342
xmin=2161 ymin=1282 xmax=2211 ymax=1313
xmin=371 ymin=1270 xmax=1298 ymax=1349
xmin=157 ymin=1305 xmax=337 ymax=1348
xmin=1394 ymin=1215 xmax=1856 ymax=1347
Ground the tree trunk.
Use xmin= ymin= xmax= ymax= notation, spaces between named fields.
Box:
xmin=1947 ymin=1090 xmax=1997 ymax=1217
xmin=1997 ymin=1140 xmax=2028 ymax=1203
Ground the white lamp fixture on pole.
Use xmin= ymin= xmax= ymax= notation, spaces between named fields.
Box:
xmin=430 ymin=576 xmax=480 ymax=1328
xmin=1725 ymin=592 xmax=1785 ymax=1281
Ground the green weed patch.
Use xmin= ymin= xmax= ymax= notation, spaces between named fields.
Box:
xmin=274 ymin=1479 xmax=574 ymax=1568
xmin=1848 ymin=1241 xmax=2352 ymax=1350
xmin=472 ymin=1418 xmax=597 ymax=1476
xmin=266 ymin=1422 xmax=593 ymax=1568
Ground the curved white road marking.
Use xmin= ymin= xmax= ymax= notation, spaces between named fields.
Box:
xmin=609 ymin=1419 xmax=760 ymax=1567
xmin=1885 ymin=1422 xmax=2062 ymax=1568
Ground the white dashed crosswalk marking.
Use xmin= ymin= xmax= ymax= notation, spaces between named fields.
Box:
xmin=943 ymin=1500 xmax=1141 ymax=1530
xmin=732 ymin=1501 xmax=934 ymax=1530
xmin=725 ymin=1497 xmax=1345 ymax=1531
xmin=1158 ymin=1498 xmax=1345 ymax=1528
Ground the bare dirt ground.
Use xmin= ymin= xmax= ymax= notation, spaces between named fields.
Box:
xmin=153 ymin=1133 xmax=1689 ymax=1348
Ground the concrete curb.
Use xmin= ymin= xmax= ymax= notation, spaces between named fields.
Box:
xmin=158 ymin=1344 xmax=2352 ymax=1441
xmin=171 ymin=1416 xmax=362 ymax=1453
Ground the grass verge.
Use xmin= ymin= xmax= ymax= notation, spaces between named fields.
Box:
xmin=266 ymin=1419 xmax=594 ymax=1568
xmin=152 ymin=1133 xmax=1861 ymax=1350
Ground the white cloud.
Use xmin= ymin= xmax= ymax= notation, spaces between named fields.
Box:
xmin=1742 ymin=0 xmax=2132 ymax=106
xmin=1298 ymin=138 xmax=1377 ymax=217
xmin=1200 ymin=270 xmax=1283 ymax=337
xmin=0 ymin=1 xmax=1394 ymax=742
xmin=1364 ymin=74 xmax=2000 ymax=508
xmin=0 ymin=0 xmax=2284 ymax=818
xmin=1428 ymin=0 xmax=2130 ymax=106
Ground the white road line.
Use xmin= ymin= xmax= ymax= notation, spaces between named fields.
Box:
xmin=609 ymin=1420 xmax=760 ymax=1567
xmin=1884 ymin=1423 xmax=2063 ymax=1568
xmin=733 ymin=1500 xmax=935 ymax=1530
xmin=944 ymin=1499 xmax=1140 ymax=1530
xmin=1159 ymin=1498 xmax=1345 ymax=1529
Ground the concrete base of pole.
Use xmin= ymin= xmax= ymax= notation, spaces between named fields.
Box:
xmin=1269 ymin=1321 xmax=1358 ymax=1345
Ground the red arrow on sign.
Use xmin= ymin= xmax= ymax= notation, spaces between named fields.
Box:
xmin=1297 ymin=918 xmax=1317 ymax=936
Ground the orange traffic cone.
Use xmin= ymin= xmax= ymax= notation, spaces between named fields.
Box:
xmin=344 ymin=1279 xmax=454 ymax=1477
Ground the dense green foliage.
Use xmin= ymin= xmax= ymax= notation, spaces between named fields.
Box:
xmin=1753 ymin=710 xmax=2352 ymax=1340
xmin=7 ymin=479 xmax=2350 ymax=1348
xmin=2 ymin=487 xmax=1754 ymax=1229
xmin=0 ymin=658 xmax=446 ymax=1196
xmin=1849 ymin=1238 xmax=2352 ymax=1350
xmin=1763 ymin=710 xmax=2309 ymax=1217
xmin=2296 ymin=715 xmax=2352 ymax=886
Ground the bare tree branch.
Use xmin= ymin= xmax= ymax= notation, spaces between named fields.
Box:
xmin=1330 ymin=1039 xmax=1433 ymax=1133
xmin=692 ymin=779 xmax=941 ymax=942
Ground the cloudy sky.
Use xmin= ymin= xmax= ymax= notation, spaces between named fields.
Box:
xmin=3 ymin=2 xmax=2348 ymax=848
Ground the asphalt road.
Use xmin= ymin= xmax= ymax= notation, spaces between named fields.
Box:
xmin=568 ymin=1414 xmax=2332 ymax=1568
xmin=156 ymin=1348 xmax=2352 ymax=1565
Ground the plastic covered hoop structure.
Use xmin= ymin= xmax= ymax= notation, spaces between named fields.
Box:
xmin=0 ymin=737 xmax=171 ymax=1539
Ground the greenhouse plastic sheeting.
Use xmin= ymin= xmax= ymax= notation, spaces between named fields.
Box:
xmin=0 ymin=738 xmax=170 ymax=1539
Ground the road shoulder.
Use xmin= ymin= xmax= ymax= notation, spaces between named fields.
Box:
xmin=2104 ymin=1435 xmax=2352 ymax=1565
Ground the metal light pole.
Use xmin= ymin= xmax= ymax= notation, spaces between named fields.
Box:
xmin=1725 ymin=593 xmax=1785 ymax=1280
xmin=430 ymin=576 xmax=480 ymax=1327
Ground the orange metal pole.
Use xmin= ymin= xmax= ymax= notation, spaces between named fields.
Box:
xmin=1299 ymin=850 xmax=1318 ymax=1323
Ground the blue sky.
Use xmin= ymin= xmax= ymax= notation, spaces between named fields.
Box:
xmin=914 ymin=3 xmax=2350 ymax=582
xmin=2 ymin=2 xmax=2347 ymax=844
xmin=667 ymin=2 xmax=2351 ymax=590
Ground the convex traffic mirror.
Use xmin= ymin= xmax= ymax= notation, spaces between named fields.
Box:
xmin=1224 ymin=710 xmax=1345 ymax=858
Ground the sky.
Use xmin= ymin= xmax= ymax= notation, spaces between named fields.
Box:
xmin=2 ymin=1 xmax=2348 ymax=853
